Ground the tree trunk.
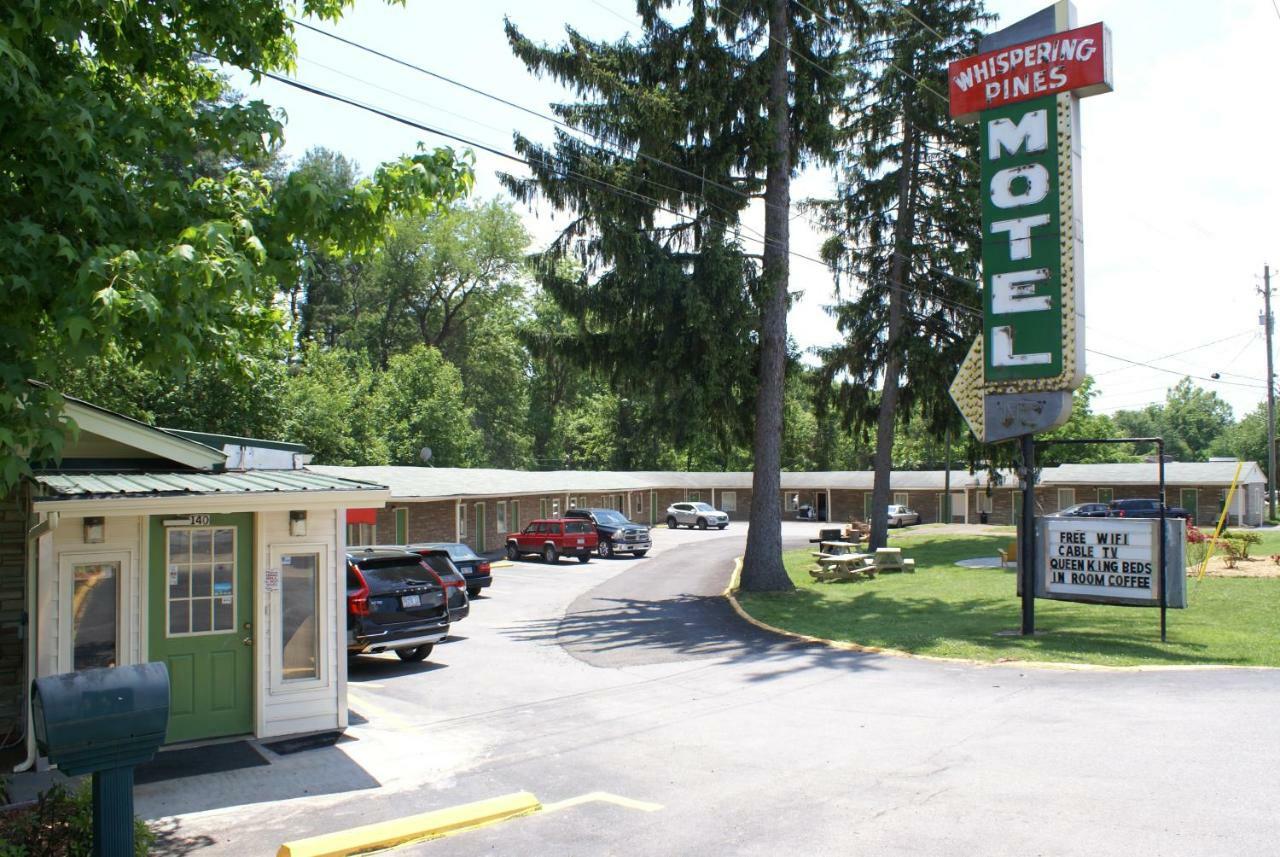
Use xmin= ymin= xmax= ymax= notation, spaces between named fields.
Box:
xmin=740 ymin=0 xmax=793 ymax=593
xmin=868 ymin=109 xmax=919 ymax=551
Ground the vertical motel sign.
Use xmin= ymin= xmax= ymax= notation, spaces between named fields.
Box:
xmin=948 ymin=3 xmax=1113 ymax=442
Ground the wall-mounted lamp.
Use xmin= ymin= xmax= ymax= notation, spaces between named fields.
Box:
xmin=83 ymin=516 xmax=105 ymax=544
xmin=289 ymin=510 xmax=307 ymax=537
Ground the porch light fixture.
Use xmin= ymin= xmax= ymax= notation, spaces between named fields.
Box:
xmin=83 ymin=516 xmax=105 ymax=544
xmin=289 ymin=510 xmax=307 ymax=537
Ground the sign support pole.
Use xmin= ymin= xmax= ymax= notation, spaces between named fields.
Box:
xmin=1157 ymin=439 xmax=1168 ymax=643
xmin=1020 ymin=433 xmax=1036 ymax=636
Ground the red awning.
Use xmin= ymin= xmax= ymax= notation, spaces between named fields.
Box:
xmin=346 ymin=508 xmax=377 ymax=525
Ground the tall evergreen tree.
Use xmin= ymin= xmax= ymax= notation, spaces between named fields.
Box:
xmin=813 ymin=0 xmax=987 ymax=549
xmin=504 ymin=0 xmax=850 ymax=591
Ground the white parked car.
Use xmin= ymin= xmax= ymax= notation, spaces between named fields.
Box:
xmin=666 ymin=502 xmax=729 ymax=530
xmin=886 ymin=504 xmax=920 ymax=527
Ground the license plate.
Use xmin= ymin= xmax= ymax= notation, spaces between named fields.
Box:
xmin=577 ymin=538 xmax=585 ymax=545
xmin=402 ymin=594 xmax=421 ymax=608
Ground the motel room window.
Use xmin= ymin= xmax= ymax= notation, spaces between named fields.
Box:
xmin=786 ymin=493 xmax=800 ymax=512
xmin=346 ymin=523 xmax=376 ymax=545
xmin=635 ymin=493 xmax=645 ymax=514
xmin=167 ymin=527 xmax=236 ymax=636
xmin=688 ymin=491 xmax=701 ymax=502
xmin=569 ymin=497 xmax=578 ymax=509
xmin=497 ymin=501 xmax=508 ymax=534
xmin=977 ymin=493 xmax=993 ymax=514
xmin=72 ymin=561 xmax=119 ymax=670
xmin=1057 ymin=489 xmax=1076 ymax=509
xmin=457 ymin=504 xmax=467 ymax=540
xmin=280 ymin=552 xmax=320 ymax=681
xmin=721 ymin=491 xmax=737 ymax=513
xmin=1097 ymin=487 xmax=1113 ymax=503
xmin=893 ymin=493 xmax=908 ymax=507
xmin=552 ymin=499 xmax=561 ymax=516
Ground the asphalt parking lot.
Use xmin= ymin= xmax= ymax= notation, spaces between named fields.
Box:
xmin=142 ymin=521 xmax=1280 ymax=856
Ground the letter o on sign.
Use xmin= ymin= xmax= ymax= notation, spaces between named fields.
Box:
xmin=990 ymin=163 xmax=1050 ymax=209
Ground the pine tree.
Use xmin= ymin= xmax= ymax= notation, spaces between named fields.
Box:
xmin=813 ymin=0 xmax=988 ymax=549
xmin=504 ymin=0 xmax=850 ymax=591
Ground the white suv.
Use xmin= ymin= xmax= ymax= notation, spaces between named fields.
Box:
xmin=666 ymin=502 xmax=729 ymax=530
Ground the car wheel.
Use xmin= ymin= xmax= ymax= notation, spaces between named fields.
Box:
xmin=718 ymin=524 xmax=727 ymax=530
xmin=577 ymin=554 xmax=590 ymax=564
xmin=697 ymin=518 xmax=708 ymax=530
xmin=633 ymin=550 xmax=648 ymax=558
xmin=467 ymin=586 xmax=481 ymax=599
xmin=598 ymin=539 xmax=613 ymax=558
xmin=395 ymin=644 xmax=432 ymax=662
xmin=667 ymin=516 xmax=678 ymax=529
xmin=506 ymin=543 xmax=519 ymax=561
xmin=543 ymin=545 xmax=559 ymax=564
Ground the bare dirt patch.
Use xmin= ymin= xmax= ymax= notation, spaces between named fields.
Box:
xmin=1190 ymin=554 xmax=1280 ymax=579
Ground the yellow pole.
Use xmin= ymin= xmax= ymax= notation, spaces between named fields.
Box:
xmin=1197 ymin=460 xmax=1244 ymax=581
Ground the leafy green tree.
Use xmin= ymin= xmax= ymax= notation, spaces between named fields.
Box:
xmin=813 ymin=0 xmax=988 ymax=549
xmin=504 ymin=0 xmax=851 ymax=591
xmin=1209 ymin=402 xmax=1269 ymax=468
xmin=1 ymin=0 xmax=472 ymax=487
xmin=450 ymin=312 xmax=536 ymax=469
xmin=1162 ymin=378 xmax=1234 ymax=461
xmin=1114 ymin=378 xmax=1234 ymax=461
xmin=368 ymin=346 xmax=483 ymax=467
xmin=280 ymin=347 xmax=378 ymax=465
xmin=1039 ymin=378 xmax=1137 ymax=465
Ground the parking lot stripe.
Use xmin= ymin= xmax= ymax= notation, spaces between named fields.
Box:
xmin=541 ymin=792 xmax=663 ymax=814
xmin=276 ymin=791 xmax=541 ymax=857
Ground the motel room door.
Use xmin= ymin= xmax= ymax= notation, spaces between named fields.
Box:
xmin=148 ymin=513 xmax=255 ymax=742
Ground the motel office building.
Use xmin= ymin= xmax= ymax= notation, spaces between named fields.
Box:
xmin=313 ymin=461 xmax=1265 ymax=554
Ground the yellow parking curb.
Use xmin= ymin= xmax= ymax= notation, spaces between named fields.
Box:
xmin=489 ymin=560 xmax=514 ymax=568
xmin=277 ymin=791 xmax=541 ymax=857
xmin=724 ymin=557 xmax=1270 ymax=672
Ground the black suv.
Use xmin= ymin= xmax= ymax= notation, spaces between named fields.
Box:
xmin=1107 ymin=499 xmax=1191 ymax=519
xmin=565 ymin=508 xmax=652 ymax=558
xmin=346 ymin=549 xmax=450 ymax=661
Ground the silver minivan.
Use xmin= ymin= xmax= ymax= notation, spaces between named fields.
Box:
xmin=666 ymin=502 xmax=729 ymax=530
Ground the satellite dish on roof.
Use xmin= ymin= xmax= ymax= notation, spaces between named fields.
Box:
xmin=419 ymin=446 xmax=433 ymax=464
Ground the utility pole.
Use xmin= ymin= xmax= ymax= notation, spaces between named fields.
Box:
xmin=1263 ymin=264 xmax=1276 ymax=521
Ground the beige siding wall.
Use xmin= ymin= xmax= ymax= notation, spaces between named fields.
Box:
xmin=257 ymin=508 xmax=346 ymax=739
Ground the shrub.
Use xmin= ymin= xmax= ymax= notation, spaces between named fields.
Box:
xmin=1221 ymin=530 xmax=1261 ymax=559
xmin=0 ymin=783 xmax=153 ymax=856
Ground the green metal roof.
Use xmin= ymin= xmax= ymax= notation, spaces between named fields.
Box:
xmin=35 ymin=469 xmax=385 ymax=501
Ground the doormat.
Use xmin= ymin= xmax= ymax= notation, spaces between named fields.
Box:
xmin=135 ymin=740 xmax=269 ymax=786
xmin=262 ymin=731 xmax=347 ymax=756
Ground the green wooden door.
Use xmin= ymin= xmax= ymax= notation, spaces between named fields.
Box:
xmin=394 ymin=507 xmax=408 ymax=544
xmin=862 ymin=493 xmax=873 ymax=522
xmin=149 ymin=513 xmax=255 ymax=743
xmin=474 ymin=503 xmax=486 ymax=552
xmin=1180 ymin=489 xmax=1199 ymax=523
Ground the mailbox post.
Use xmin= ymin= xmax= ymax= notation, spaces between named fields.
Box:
xmin=32 ymin=663 xmax=170 ymax=857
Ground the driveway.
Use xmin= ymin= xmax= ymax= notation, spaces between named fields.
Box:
xmin=141 ymin=521 xmax=1280 ymax=856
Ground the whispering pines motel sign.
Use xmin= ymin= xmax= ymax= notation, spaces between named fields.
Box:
xmin=947 ymin=5 xmax=1113 ymax=443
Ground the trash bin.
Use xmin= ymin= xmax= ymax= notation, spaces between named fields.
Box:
xmin=979 ymin=511 xmax=989 ymax=524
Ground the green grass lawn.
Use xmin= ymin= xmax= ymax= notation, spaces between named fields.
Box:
xmin=736 ymin=531 xmax=1280 ymax=667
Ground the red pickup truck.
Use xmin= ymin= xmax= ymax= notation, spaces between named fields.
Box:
xmin=506 ymin=518 xmax=598 ymax=564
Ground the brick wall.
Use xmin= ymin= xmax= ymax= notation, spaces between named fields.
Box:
xmin=0 ymin=487 xmax=27 ymax=740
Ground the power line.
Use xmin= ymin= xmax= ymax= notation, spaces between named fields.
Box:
xmin=1092 ymin=330 xmax=1257 ymax=377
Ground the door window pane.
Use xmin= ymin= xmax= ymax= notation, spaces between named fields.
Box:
xmin=72 ymin=562 xmax=118 ymax=670
xmin=168 ymin=527 xmax=235 ymax=636
xmin=281 ymin=553 xmax=319 ymax=681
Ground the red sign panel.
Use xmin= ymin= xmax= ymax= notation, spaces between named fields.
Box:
xmin=346 ymin=507 xmax=377 ymax=525
xmin=948 ymin=22 xmax=1112 ymax=121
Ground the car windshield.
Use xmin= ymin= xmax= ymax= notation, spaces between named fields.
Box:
xmin=691 ymin=503 xmax=714 ymax=511
xmin=593 ymin=510 xmax=629 ymax=525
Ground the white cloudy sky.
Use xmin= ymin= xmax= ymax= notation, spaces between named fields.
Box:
xmin=231 ymin=0 xmax=1279 ymax=419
